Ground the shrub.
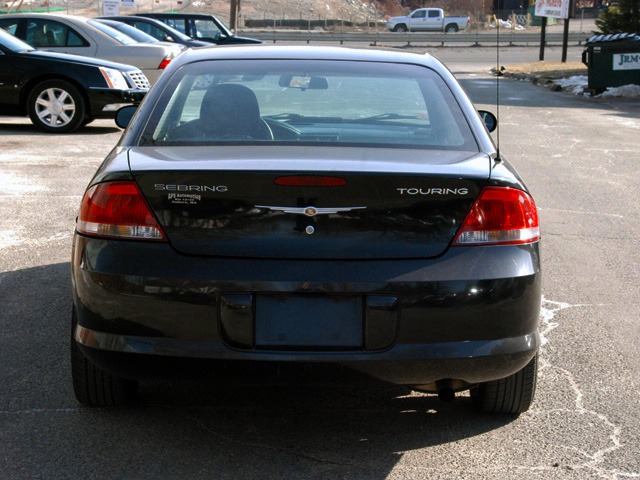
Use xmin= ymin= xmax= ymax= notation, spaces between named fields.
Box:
xmin=596 ymin=0 xmax=640 ymax=34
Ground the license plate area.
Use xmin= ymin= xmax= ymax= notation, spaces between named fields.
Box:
xmin=255 ymin=294 xmax=363 ymax=350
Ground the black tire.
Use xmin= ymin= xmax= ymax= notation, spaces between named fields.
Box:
xmin=27 ymin=80 xmax=87 ymax=133
xmin=472 ymin=353 xmax=538 ymax=414
xmin=393 ymin=24 xmax=408 ymax=32
xmin=445 ymin=24 xmax=459 ymax=33
xmin=71 ymin=308 xmax=138 ymax=407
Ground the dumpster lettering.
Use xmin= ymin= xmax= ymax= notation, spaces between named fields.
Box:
xmin=613 ymin=53 xmax=640 ymax=71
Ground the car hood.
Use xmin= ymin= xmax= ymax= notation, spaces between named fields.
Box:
xmin=187 ymin=39 xmax=215 ymax=47
xmin=24 ymin=49 xmax=138 ymax=71
xmin=227 ymin=35 xmax=262 ymax=44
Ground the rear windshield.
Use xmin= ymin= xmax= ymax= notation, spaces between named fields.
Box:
xmin=88 ymin=20 xmax=136 ymax=45
xmin=140 ymin=59 xmax=478 ymax=151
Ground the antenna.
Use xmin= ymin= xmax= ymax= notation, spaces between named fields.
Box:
xmin=495 ymin=14 xmax=502 ymax=163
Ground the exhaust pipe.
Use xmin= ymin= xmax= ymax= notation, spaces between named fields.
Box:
xmin=436 ymin=379 xmax=455 ymax=402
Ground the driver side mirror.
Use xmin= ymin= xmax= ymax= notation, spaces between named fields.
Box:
xmin=478 ymin=110 xmax=497 ymax=132
xmin=115 ymin=105 xmax=138 ymax=129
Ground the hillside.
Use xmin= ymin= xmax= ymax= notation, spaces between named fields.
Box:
xmin=173 ymin=0 xmax=395 ymax=27
xmin=10 ymin=0 xmax=479 ymax=29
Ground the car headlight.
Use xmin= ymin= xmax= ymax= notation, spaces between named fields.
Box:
xmin=99 ymin=67 xmax=130 ymax=90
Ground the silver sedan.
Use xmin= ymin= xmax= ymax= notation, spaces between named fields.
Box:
xmin=0 ymin=13 xmax=184 ymax=84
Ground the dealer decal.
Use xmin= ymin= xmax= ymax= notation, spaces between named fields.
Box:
xmin=168 ymin=193 xmax=201 ymax=205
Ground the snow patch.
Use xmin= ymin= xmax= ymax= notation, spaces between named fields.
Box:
xmin=554 ymin=75 xmax=640 ymax=97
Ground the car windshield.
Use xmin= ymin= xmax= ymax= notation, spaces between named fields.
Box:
xmin=88 ymin=19 xmax=137 ymax=45
xmin=140 ymin=59 xmax=479 ymax=151
xmin=0 ymin=27 xmax=35 ymax=52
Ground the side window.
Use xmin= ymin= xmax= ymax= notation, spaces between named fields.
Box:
xmin=428 ymin=10 xmax=440 ymax=18
xmin=66 ymin=28 xmax=86 ymax=46
xmin=164 ymin=18 xmax=186 ymax=34
xmin=25 ymin=20 xmax=86 ymax=47
xmin=26 ymin=20 xmax=56 ymax=47
xmin=412 ymin=10 xmax=426 ymax=19
xmin=0 ymin=19 xmax=19 ymax=36
xmin=193 ymin=19 xmax=222 ymax=39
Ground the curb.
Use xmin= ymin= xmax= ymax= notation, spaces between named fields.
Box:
xmin=507 ymin=72 xmax=566 ymax=91
xmin=491 ymin=67 xmax=574 ymax=92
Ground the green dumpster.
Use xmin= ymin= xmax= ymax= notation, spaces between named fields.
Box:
xmin=582 ymin=33 xmax=640 ymax=93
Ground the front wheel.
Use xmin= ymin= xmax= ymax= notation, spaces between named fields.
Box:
xmin=393 ymin=24 xmax=408 ymax=32
xmin=27 ymin=80 xmax=87 ymax=133
xmin=471 ymin=353 xmax=538 ymax=414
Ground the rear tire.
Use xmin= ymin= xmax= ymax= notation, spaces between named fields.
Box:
xmin=445 ymin=24 xmax=459 ymax=33
xmin=71 ymin=308 xmax=138 ymax=407
xmin=471 ymin=353 xmax=538 ymax=414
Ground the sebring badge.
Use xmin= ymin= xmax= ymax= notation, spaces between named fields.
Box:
xmin=256 ymin=205 xmax=366 ymax=217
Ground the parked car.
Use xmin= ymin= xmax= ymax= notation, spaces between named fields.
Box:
xmin=93 ymin=17 xmax=186 ymax=51
xmin=71 ymin=46 xmax=541 ymax=413
xmin=0 ymin=14 xmax=183 ymax=84
xmin=386 ymin=8 xmax=471 ymax=33
xmin=96 ymin=15 xmax=212 ymax=48
xmin=0 ymin=28 xmax=148 ymax=133
xmin=138 ymin=13 xmax=262 ymax=44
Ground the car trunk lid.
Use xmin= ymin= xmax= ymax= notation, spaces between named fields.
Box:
xmin=130 ymin=146 xmax=490 ymax=259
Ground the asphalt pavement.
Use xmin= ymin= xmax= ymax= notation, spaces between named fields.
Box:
xmin=1 ymin=45 xmax=639 ymax=478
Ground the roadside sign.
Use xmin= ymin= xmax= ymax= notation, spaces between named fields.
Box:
xmin=102 ymin=0 xmax=119 ymax=15
xmin=535 ymin=0 xmax=571 ymax=19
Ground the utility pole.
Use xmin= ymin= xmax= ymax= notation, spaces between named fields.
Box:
xmin=539 ymin=16 xmax=547 ymax=61
xmin=230 ymin=0 xmax=240 ymax=32
xmin=561 ymin=0 xmax=575 ymax=63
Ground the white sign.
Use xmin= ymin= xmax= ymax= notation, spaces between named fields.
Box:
xmin=102 ymin=0 xmax=120 ymax=15
xmin=121 ymin=0 xmax=136 ymax=10
xmin=535 ymin=0 xmax=570 ymax=19
xmin=613 ymin=53 xmax=640 ymax=71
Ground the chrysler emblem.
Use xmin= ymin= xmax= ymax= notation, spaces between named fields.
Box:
xmin=256 ymin=205 xmax=366 ymax=216
xmin=304 ymin=207 xmax=318 ymax=216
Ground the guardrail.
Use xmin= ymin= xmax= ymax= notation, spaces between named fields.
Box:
xmin=248 ymin=31 xmax=588 ymax=47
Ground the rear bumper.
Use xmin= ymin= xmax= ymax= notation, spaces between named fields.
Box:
xmin=72 ymin=235 xmax=541 ymax=385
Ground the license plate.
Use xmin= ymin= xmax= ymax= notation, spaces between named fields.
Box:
xmin=255 ymin=294 xmax=363 ymax=349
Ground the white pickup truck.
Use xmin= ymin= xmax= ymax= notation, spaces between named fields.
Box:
xmin=386 ymin=8 xmax=470 ymax=33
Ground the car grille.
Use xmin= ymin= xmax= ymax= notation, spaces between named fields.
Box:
xmin=127 ymin=71 xmax=151 ymax=90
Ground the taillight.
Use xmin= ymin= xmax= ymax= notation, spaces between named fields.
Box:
xmin=77 ymin=181 xmax=166 ymax=241
xmin=158 ymin=58 xmax=171 ymax=70
xmin=452 ymin=187 xmax=539 ymax=246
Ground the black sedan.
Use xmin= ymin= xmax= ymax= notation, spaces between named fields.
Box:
xmin=71 ymin=46 xmax=541 ymax=413
xmin=96 ymin=15 xmax=212 ymax=48
xmin=138 ymin=12 xmax=262 ymax=45
xmin=0 ymin=28 xmax=149 ymax=133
